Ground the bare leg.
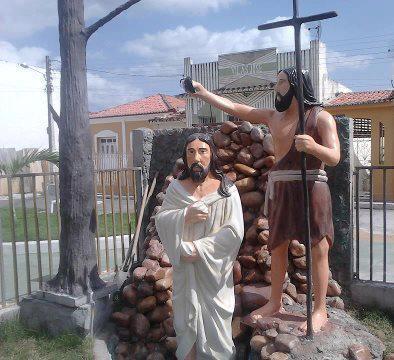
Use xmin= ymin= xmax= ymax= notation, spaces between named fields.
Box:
xmin=246 ymin=240 xmax=290 ymax=323
xmin=184 ymin=343 xmax=196 ymax=360
xmin=300 ymin=237 xmax=330 ymax=333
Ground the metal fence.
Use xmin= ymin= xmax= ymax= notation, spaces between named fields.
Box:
xmin=0 ymin=167 xmax=142 ymax=308
xmin=353 ymin=165 xmax=394 ymax=283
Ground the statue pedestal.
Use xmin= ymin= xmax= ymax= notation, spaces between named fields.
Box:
xmin=19 ymin=282 xmax=117 ymax=337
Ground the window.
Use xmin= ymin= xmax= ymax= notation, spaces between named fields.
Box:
xmin=98 ymin=137 xmax=118 ymax=155
xmin=379 ymin=122 xmax=385 ymax=164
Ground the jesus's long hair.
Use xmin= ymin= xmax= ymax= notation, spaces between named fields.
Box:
xmin=178 ymin=133 xmax=232 ymax=197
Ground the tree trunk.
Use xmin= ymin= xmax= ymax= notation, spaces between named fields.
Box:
xmin=47 ymin=0 xmax=104 ymax=296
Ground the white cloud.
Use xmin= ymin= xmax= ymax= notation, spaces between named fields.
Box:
xmin=123 ymin=19 xmax=311 ymax=65
xmin=0 ymin=41 xmax=49 ymax=67
xmin=323 ymin=49 xmax=372 ymax=72
xmin=0 ymin=0 xmax=245 ymax=40
xmin=87 ymin=72 xmax=144 ymax=110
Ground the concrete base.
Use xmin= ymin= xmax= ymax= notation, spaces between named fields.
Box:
xmin=19 ymin=283 xmax=117 ymax=337
xmin=351 ymin=279 xmax=394 ymax=312
xmin=0 ymin=305 xmax=20 ymax=323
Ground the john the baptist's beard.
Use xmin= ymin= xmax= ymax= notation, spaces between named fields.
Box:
xmin=189 ymin=162 xmax=210 ymax=182
xmin=275 ymin=86 xmax=294 ymax=112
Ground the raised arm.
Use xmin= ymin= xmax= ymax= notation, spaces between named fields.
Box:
xmin=191 ymin=81 xmax=274 ymax=125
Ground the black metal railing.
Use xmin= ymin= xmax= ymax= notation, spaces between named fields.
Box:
xmin=353 ymin=165 xmax=394 ymax=283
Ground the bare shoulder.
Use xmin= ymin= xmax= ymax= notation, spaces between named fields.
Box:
xmin=317 ymin=109 xmax=337 ymax=129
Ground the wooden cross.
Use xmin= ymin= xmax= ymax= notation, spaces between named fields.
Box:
xmin=258 ymin=0 xmax=337 ymax=339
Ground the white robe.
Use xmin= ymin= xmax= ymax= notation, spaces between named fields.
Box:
xmin=155 ymin=179 xmax=244 ymax=360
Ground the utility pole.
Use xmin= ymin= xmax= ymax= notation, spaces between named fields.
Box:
xmin=45 ymin=56 xmax=55 ymax=156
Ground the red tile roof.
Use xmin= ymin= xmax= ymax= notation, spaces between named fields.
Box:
xmin=90 ymin=94 xmax=186 ymax=119
xmin=326 ymin=90 xmax=394 ymax=107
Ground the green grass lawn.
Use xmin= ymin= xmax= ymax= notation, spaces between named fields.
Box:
xmin=0 ymin=208 xmax=136 ymax=242
xmin=348 ymin=306 xmax=394 ymax=355
xmin=0 ymin=321 xmax=92 ymax=360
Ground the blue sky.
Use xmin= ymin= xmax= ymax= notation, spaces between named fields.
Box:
xmin=1 ymin=0 xmax=393 ymax=112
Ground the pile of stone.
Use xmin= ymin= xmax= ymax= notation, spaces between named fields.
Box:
xmin=111 ymin=121 xmax=343 ymax=360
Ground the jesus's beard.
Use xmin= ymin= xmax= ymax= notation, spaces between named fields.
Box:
xmin=189 ymin=163 xmax=210 ymax=183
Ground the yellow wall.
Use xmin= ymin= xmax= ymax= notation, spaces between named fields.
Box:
xmin=326 ymin=102 xmax=394 ymax=201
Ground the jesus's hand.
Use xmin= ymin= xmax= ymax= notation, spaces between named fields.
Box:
xmin=185 ymin=203 xmax=209 ymax=224
xmin=294 ymin=134 xmax=317 ymax=155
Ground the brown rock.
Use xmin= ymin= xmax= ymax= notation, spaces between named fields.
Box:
xmin=155 ymin=276 xmax=172 ymax=291
xmin=156 ymin=290 xmax=172 ymax=304
xmin=233 ymin=260 xmax=242 ymax=285
xmin=241 ymin=191 xmax=265 ymax=209
xmin=229 ymin=142 xmax=243 ymax=152
xmin=240 ymin=132 xmax=253 ymax=146
xmin=112 ymin=312 xmax=132 ymax=328
xmin=241 ymin=284 xmax=271 ymax=311
xmin=234 ymin=283 xmax=243 ymax=295
xmin=260 ymin=343 xmax=277 ymax=359
xmin=265 ymin=328 xmax=278 ymax=339
xmin=243 ymin=268 xmax=266 ymax=284
xmin=293 ymin=269 xmax=307 ymax=283
xmin=245 ymin=224 xmax=259 ymax=244
xmin=234 ymin=293 xmax=243 ymax=317
xmin=257 ymin=230 xmax=270 ymax=245
xmin=270 ymin=352 xmax=289 ymax=360
xmin=239 ymin=121 xmax=253 ymax=133
xmin=137 ymin=296 xmax=157 ymax=313
xmin=327 ymin=279 xmax=342 ymax=297
xmin=235 ymin=177 xmax=256 ymax=193
xmin=278 ymin=323 xmax=294 ymax=335
xmin=123 ymin=284 xmax=138 ymax=306
xmin=238 ymin=255 xmax=257 ymax=269
xmin=275 ymin=333 xmax=299 ymax=353
xmin=254 ymin=155 xmax=275 ymax=169
xmin=163 ymin=317 xmax=176 ymax=337
xmin=213 ymin=131 xmax=231 ymax=148
xmin=250 ymin=142 xmax=265 ymax=159
xmin=129 ymin=342 xmax=149 ymax=359
xmin=117 ymin=327 xmax=131 ymax=341
xmin=284 ymin=282 xmax=298 ymax=301
xmin=348 ymin=343 xmax=373 ymax=360
xmin=160 ymin=253 xmax=172 ymax=267
xmin=133 ymin=267 xmax=147 ymax=282
xmin=222 ymin=164 xmax=233 ymax=172
xmin=142 ymin=259 xmax=160 ymax=271
xmin=326 ymin=296 xmax=345 ymax=310
xmin=263 ymin=270 xmax=272 ymax=284
xmin=243 ymin=211 xmax=255 ymax=225
xmin=146 ymin=242 xmax=164 ymax=261
xmin=384 ymin=353 xmax=394 ymax=360
xmin=148 ymin=303 xmax=173 ymax=323
xmin=234 ymin=163 xmax=259 ymax=176
xmin=255 ymin=216 xmax=269 ymax=230
xmin=130 ymin=313 xmax=150 ymax=338
xmin=231 ymin=130 xmax=242 ymax=144
xmin=263 ymin=134 xmax=274 ymax=155
xmin=217 ymin=148 xmax=236 ymax=162
xmin=147 ymin=324 xmax=166 ymax=342
xmin=165 ymin=337 xmax=178 ymax=352
xmin=232 ymin=316 xmax=247 ymax=340
xmin=115 ymin=342 xmax=129 ymax=356
xmin=237 ymin=148 xmax=255 ymax=166
xmin=250 ymin=335 xmax=270 ymax=352
xmin=226 ymin=171 xmax=237 ymax=182
xmin=145 ymin=267 xmax=166 ymax=282
xmin=296 ymin=293 xmax=307 ymax=304
xmin=137 ymin=281 xmax=154 ymax=298
xmin=289 ymin=240 xmax=306 ymax=257
xmin=220 ymin=120 xmax=238 ymax=134
xmin=256 ymin=249 xmax=270 ymax=268
xmin=293 ymin=256 xmax=307 ymax=269
xmin=147 ymin=353 xmax=165 ymax=360
xmin=250 ymin=127 xmax=265 ymax=142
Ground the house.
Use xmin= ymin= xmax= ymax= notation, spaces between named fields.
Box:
xmin=326 ymin=90 xmax=394 ymax=201
xmin=89 ymin=94 xmax=186 ymax=170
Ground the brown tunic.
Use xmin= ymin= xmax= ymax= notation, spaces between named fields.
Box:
xmin=267 ymin=106 xmax=334 ymax=251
